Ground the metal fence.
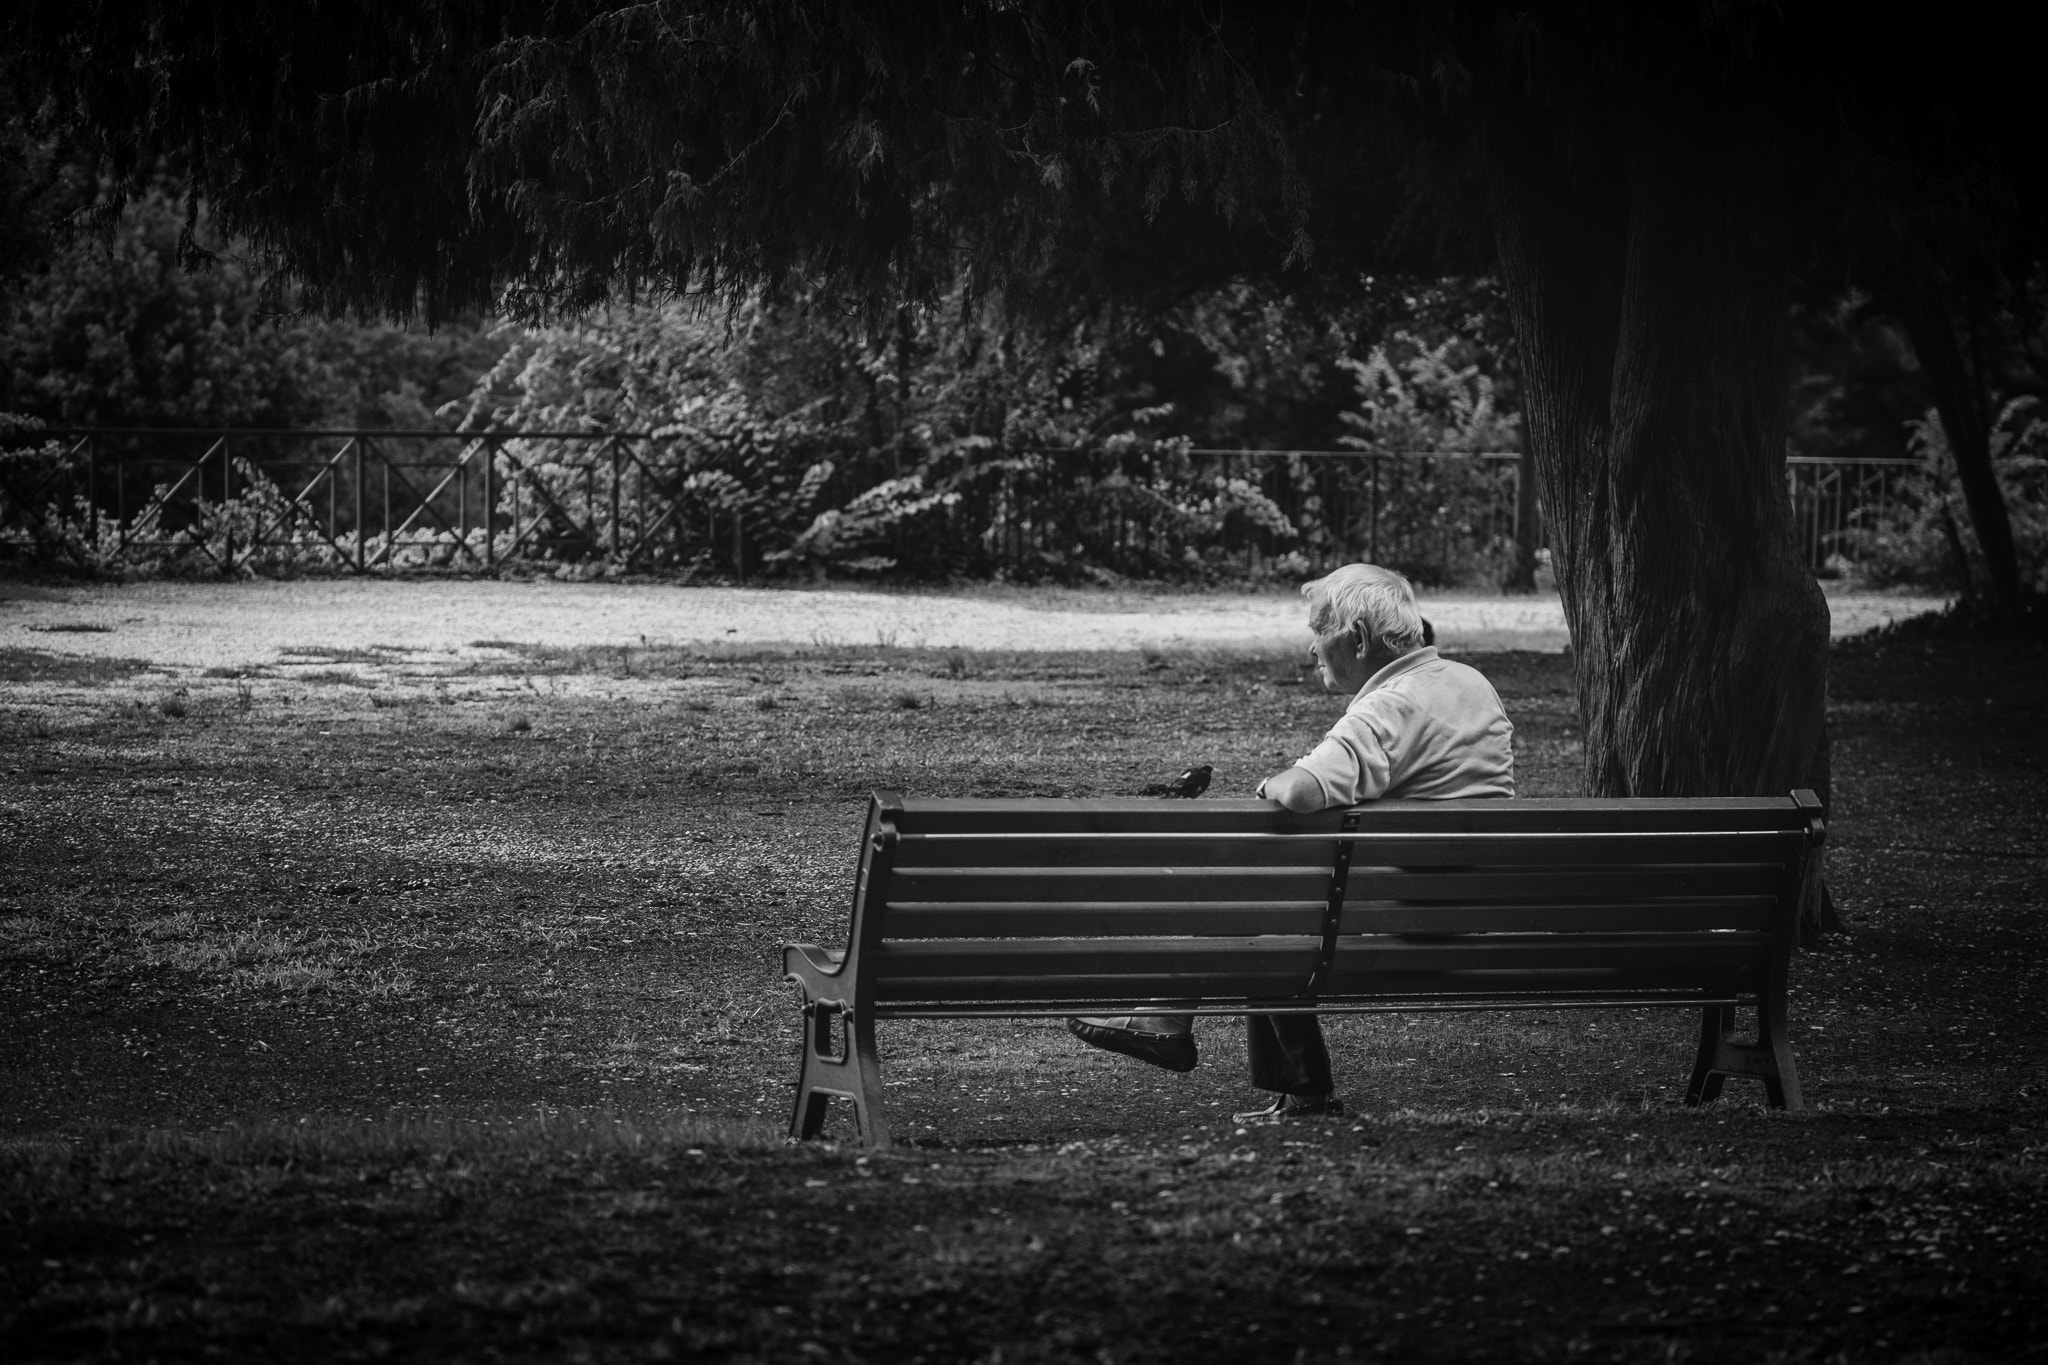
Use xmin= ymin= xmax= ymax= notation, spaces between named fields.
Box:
xmin=0 ymin=428 xmax=673 ymax=573
xmin=1785 ymin=454 xmax=1923 ymax=574
xmin=0 ymin=426 xmax=1913 ymax=579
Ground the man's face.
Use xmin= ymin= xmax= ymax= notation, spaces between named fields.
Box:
xmin=1308 ymin=619 xmax=1372 ymax=695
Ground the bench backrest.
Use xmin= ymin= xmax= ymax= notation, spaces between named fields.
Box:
xmin=841 ymin=791 xmax=1823 ymax=1018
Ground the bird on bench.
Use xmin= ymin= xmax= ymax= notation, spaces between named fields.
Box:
xmin=1137 ymin=764 xmax=1213 ymax=799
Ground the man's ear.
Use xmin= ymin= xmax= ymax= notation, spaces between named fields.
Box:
xmin=1353 ymin=624 xmax=1372 ymax=658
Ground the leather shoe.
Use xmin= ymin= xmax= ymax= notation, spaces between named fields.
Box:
xmin=1231 ymin=1092 xmax=1344 ymax=1124
xmin=1067 ymin=1017 xmax=1198 ymax=1073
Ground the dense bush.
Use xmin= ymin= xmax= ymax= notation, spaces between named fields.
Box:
xmin=1 ymin=185 xmax=1535 ymax=582
xmin=1325 ymin=331 xmax=1523 ymax=585
xmin=1843 ymin=400 xmax=2048 ymax=595
xmin=0 ymin=190 xmax=502 ymax=431
xmin=0 ymin=186 xmax=509 ymax=571
xmin=1 ymin=193 xmax=330 ymax=428
xmin=452 ymin=291 xmax=1321 ymax=582
xmin=444 ymin=288 xmax=1527 ymax=585
xmin=5 ymin=156 xmax=2044 ymax=591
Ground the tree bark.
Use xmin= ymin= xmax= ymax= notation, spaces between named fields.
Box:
xmin=1894 ymin=298 xmax=2027 ymax=607
xmin=1482 ymin=62 xmax=1833 ymax=931
xmin=1507 ymin=440 xmax=1542 ymax=591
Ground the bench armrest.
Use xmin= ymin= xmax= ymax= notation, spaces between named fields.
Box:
xmin=782 ymin=942 xmax=850 ymax=1003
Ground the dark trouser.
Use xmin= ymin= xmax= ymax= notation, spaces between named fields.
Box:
xmin=1248 ymin=1013 xmax=1333 ymax=1095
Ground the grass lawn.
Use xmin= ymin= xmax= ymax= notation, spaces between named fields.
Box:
xmin=2 ymin=619 xmax=2045 ymax=1362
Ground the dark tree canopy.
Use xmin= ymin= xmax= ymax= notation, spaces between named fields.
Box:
xmin=8 ymin=4 xmax=2037 ymax=321
xmin=6 ymin=2 xmax=1494 ymax=319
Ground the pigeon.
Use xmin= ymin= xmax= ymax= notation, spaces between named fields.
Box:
xmin=1140 ymin=764 xmax=1213 ymax=799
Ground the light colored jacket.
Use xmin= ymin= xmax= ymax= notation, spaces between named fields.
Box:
xmin=1290 ymin=647 xmax=1515 ymax=805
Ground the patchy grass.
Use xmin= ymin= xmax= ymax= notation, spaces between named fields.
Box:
xmin=290 ymin=668 xmax=375 ymax=686
xmin=1 ymin=623 xmax=2044 ymax=1361
xmin=0 ymin=648 xmax=155 ymax=685
xmin=278 ymin=644 xmax=413 ymax=665
xmin=4 ymin=903 xmax=416 ymax=1000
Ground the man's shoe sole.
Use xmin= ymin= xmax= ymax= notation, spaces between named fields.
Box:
xmin=1232 ymin=1096 xmax=1345 ymax=1124
xmin=1067 ymin=1018 xmax=1198 ymax=1073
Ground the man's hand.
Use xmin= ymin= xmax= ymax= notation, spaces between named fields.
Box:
xmin=1256 ymin=766 xmax=1328 ymax=813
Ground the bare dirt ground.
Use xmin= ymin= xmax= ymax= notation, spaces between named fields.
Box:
xmin=3 ymin=576 xmax=2042 ymax=1364
xmin=0 ymin=577 xmax=1947 ymax=672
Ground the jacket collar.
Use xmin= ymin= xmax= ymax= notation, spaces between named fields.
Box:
xmin=1359 ymin=646 xmax=1439 ymax=696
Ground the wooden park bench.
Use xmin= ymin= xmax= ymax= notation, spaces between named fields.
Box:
xmin=781 ymin=790 xmax=1825 ymax=1146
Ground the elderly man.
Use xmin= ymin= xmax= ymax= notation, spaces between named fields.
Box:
xmin=1069 ymin=563 xmax=1514 ymax=1122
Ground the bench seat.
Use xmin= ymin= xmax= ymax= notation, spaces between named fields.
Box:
xmin=782 ymin=790 xmax=1824 ymax=1146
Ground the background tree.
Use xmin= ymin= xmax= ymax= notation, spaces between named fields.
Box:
xmin=1784 ymin=287 xmax=2048 ymax=598
xmin=1800 ymin=22 xmax=2048 ymax=614
xmin=0 ymin=181 xmax=506 ymax=430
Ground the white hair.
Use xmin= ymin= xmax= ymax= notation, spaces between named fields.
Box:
xmin=1302 ymin=563 xmax=1425 ymax=653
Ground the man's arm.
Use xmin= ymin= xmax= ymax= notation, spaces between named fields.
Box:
xmin=1257 ymin=766 xmax=1330 ymax=813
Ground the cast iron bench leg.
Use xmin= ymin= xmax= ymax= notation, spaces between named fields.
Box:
xmin=1687 ymin=1002 xmax=1804 ymax=1111
xmin=789 ymin=1003 xmax=893 ymax=1147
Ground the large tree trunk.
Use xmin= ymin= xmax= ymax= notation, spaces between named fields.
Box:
xmin=1482 ymin=61 xmax=1833 ymax=933
xmin=1894 ymin=297 xmax=2028 ymax=607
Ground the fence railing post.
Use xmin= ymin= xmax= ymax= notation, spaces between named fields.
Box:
xmin=221 ymin=435 xmax=234 ymax=574
xmin=1369 ymin=457 xmax=1380 ymax=565
xmin=84 ymin=436 xmax=98 ymax=554
xmin=353 ymin=438 xmax=366 ymax=573
xmin=483 ymin=438 xmax=496 ymax=573
xmin=609 ymin=437 xmax=621 ymax=562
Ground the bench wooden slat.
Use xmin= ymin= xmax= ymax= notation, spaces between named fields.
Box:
xmin=891 ymin=795 xmax=1811 ymax=836
xmin=893 ymin=801 xmax=1348 ymax=836
xmin=1329 ymin=931 xmax=1769 ymax=972
xmin=874 ymin=968 xmax=1761 ymax=1009
xmin=893 ymin=833 xmax=1803 ymax=867
xmin=873 ymin=934 xmax=1319 ymax=978
xmin=887 ymin=868 xmax=1328 ymax=903
xmin=890 ymin=837 xmax=1344 ymax=869
xmin=1314 ymin=967 xmax=1763 ymax=998
xmin=889 ymin=853 xmax=1791 ymax=904
xmin=869 ymin=991 xmax=1748 ymax=1018
xmin=884 ymin=899 xmax=1775 ymax=938
xmin=874 ymin=972 xmax=1317 ymax=1003
xmin=1342 ymin=899 xmax=1776 ymax=933
xmin=1332 ymin=833 xmax=1800 ymax=866
xmin=1334 ymin=802 xmax=1805 ymax=833
xmin=892 ymin=831 xmax=1800 ymax=867
xmin=1346 ymin=863 xmax=1784 ymax=902
xmin=871 ymin=931 xmax=1764 ymax=977
xmin=874 ymin=980 xmax=1752 ymax=1011
xmin=883 ymin=901 xmax=1330 ymax=937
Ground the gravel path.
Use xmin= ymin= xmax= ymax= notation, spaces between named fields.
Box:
xmin=0 ymin=578 xmax=1949 ymax=672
